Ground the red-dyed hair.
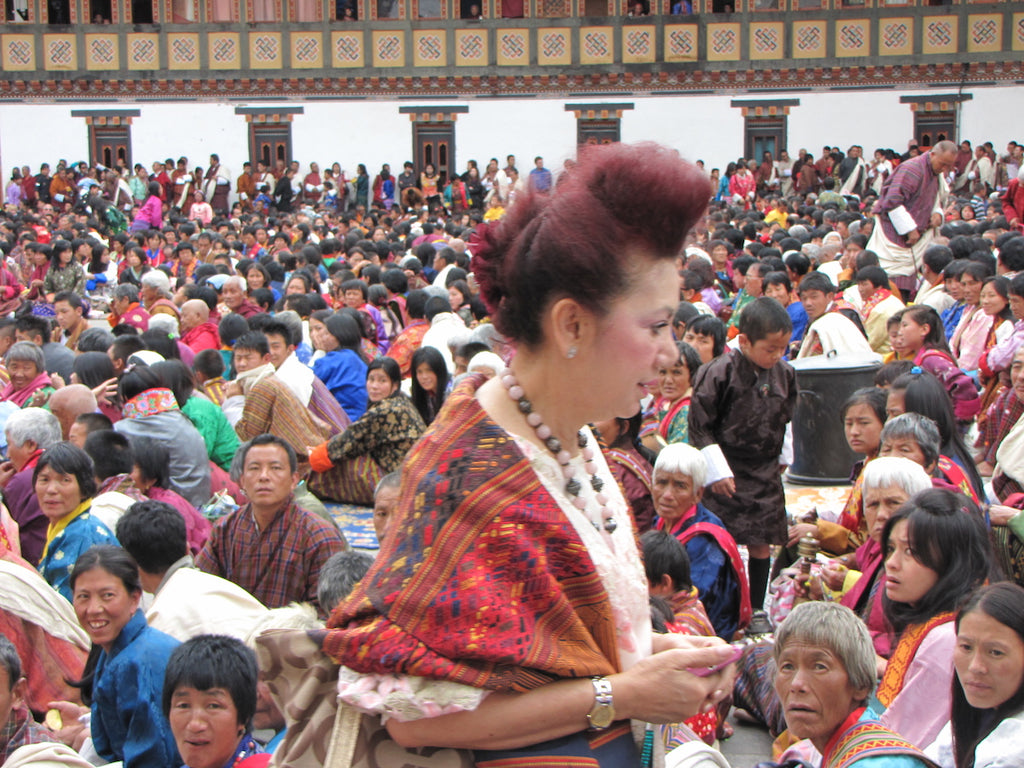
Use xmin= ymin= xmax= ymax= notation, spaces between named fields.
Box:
xmin=472 ymin=142 xmax=710 ymax=347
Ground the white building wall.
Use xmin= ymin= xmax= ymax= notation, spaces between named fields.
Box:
xmin=292 ymin=101 xmax=412 ymax=176
xmin=786 ymin=91 xmax=916 ymax=159
xmin=1 ymin=105 xmax=91 ymax=174
xmin=453 ymin=98 xmax=578 ymax=176
xmin=1 ymin=85 xmax=1022 ymax=183
xmin=622 ymin=94 xmax=745 ymax=168
xmin=130 ymin=104 xmax=249 ymax=177
xmin=958 ymin=86 xmax=1024 ymax=155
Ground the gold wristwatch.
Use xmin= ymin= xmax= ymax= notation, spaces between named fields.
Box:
xmin=586 ymin=676 xmax=615 ymax=730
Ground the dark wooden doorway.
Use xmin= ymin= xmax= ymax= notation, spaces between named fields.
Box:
xmin=414 ymin=122 xmax=455 ymax=187
xmin=90 ymin=125 xmax=131 ymax=169
xmin=915 ymin=112 xmax=956 ymax=149
xmin=578 ymin=119 xmax=619 ymax=146
xmin=250 ymin=123 xmax=292 ymax=168
xmin=745 ymin=117 xmax=785 ymax=163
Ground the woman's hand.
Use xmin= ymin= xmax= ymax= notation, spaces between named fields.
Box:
xmin=793 ymin=572 xmax=823 ymax=601
xmin=820 ymin=561 xmax=847 ymax=592
xmin=977 ymin=461 xmax=995 ymax=477
xmin=613 ymin=644 xmax=738 ymax=724
xmin=45 ymin=701 xmax=90 ymax=750
xmin=0 ymin=461 xmax=16 ymax=488
xmin=709 ymin=478 xmax=735 ymax=497
xmin=91 ymin=377 xmax=118 ymax=406
xmin=651 ymin=632 xmax=724 ymax=654
xmin=989 ymin=505 xmax=1019 ymax=527
xmin=787 ymin=522 xmax=818 ymax=547
xmin=26 ymin=389 xmax=52 ymax=409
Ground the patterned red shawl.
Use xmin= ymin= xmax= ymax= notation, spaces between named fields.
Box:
xmin=323 ymin=375 xmax=621 ymax=692
xmin=0 ymin=372 xmax=51 ymax=407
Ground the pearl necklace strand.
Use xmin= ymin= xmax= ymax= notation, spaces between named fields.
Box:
xmin=500 ymin=368 xmax=618 ymax=534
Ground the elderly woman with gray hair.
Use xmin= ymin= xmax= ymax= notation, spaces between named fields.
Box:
xmin=1 ymin=342 xmax=54 ymax=408
xmin=108 ymin=283 xmax=151 ymax=332
xmin=773 ymin=601 xmax=937 ymax=768
xmin=651 ymin=442 xmax=750 ymax=640
xmin=0 ymin=408 xmax=62 ymax=565
xmin=878 ymin=412 xmax=979 ymax=501
xmin=139 ymin=269 xmax=179 ymax=320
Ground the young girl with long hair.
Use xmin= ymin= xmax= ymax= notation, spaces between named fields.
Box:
xmin=896 ymin=305 xmax=981 ymax=423
xmin=409 ymin=345 xmax=448 ymax=426
xmin=878 ymin=489 xmax=996 ymax=749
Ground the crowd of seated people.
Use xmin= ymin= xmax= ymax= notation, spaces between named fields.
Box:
xmin=0 ymin=137 xmax=1021 ymax=767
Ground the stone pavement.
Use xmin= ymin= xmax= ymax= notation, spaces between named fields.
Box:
xmin=720 ymin=711 xmax=774 ymax=768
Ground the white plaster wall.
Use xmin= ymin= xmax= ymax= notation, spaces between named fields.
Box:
xmin=0 ymin=104 xmax=91 ymax=174
xmin=292 ymin=101 xmax=412 ymax=174
xmin=130 ymin=103 xmax=248 ymax=175
xmin=621 ymin=94 xmax=744 ymax=168
xmin=454 ymin=98 xmax=578 ymax=175
xmin=959 ymin=86 xmax=1024 ymax=154
xmin=786 ymin=91 xmax=915 ymax=159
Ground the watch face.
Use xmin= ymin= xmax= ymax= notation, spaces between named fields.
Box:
xmin=589 ymin=705 xmax=615 ymax=729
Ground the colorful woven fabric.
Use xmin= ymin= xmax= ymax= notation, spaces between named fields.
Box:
xmin=935 ymin=456 xmax=981 ymax=504
xmin=235 ymin=375 xmax=332 ymax=463
xmin=605 ymin=446 xmax=655 ymax=533
xmin=979 ymin=388 xmax=1024 ymax=465
xmin=307 ymin=453 xmax=383 ymax=506
xmin=386 ymin=320 xmax=429 ymax=379
xmin=323 ymin=375 xmax=621 ymax=692
xmin=658 ymin=396 xmax=691 ymax=444
xmin=122 ymin=387 xmax=177 ymax=420
xmin=822 ymin=707 xmax=938 ymax=768
xmin=876 ymin=613 xmax=954 ymax=708
xmin=668 ymin=587 xmax=714 ymax=638
xmin=733 ymin=641 xmax=786 ymax=736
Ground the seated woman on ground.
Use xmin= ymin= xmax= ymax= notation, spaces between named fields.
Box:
xmin=61 ymin=546 xmax=181 ymax=768
xmin=307 ymin=357 xmax=426 ymax=506
xmin=875 ymin=488 xmax=995 ymax=749
xmin=2 ymin=342 xmax=54 ymax=408
xmin=773 ymin=602 xmax=937 ymax=768
xmin=878 ymin=412 xmax=979 ymax=501
xmin=895 ymin=305 xmax=981 ymax=424
xmin=653 ymin=341 xmax=702 ymax=446
xmin=885 ymin=370 xmax=984 ymax=502
xmin=311 ymin=313 xmax=368 ymax=423
xmin=926 ymin=582 xmax=1024 ymax=768
xmin=651 ymin=442 xmax=750 ymax=640
xmin=409 ymin=345 xmax=449 ymax=426
xmin=35 ymin=443 xmax=118 ymax=601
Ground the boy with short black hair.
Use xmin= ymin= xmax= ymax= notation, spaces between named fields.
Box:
xmin=640 ymin=530 xmax=713 ymax=637
xmin=688 ymin=297 xmax=796 ymax=634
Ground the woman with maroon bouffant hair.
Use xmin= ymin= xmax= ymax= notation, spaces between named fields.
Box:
xmin=322 ymin=143 xmax=733 ymax=765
